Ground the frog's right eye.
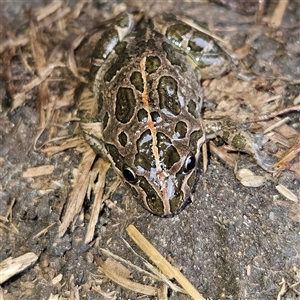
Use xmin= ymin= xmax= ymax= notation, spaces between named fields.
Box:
xmin=184 ymin=155 xmax=196 ymax=173
xmin=123 ymin=166 xmax=137 ymax=183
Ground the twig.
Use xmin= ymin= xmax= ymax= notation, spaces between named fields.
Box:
xmin=244 ymin=105 xmax=300 ymax=123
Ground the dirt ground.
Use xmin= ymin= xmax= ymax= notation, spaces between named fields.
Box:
xmin=0 ymin=1 xmax=300 ymax=299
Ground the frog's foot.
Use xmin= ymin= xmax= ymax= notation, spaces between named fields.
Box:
xmin=252 ymin=133 xmax=278 ymax=173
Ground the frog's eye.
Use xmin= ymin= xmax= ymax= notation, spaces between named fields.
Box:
xmin=123 ymin=167 xmax=137 ymax=183
xmin=184 ymin=155 xmax=196 ymax=173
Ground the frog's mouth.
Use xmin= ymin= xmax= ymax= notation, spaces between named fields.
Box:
xmin=127 ymin=160 xmax=199 ymax=217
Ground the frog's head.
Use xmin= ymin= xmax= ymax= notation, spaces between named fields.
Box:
xmin=108 ymin=119 xmax=204 ymax=217
xmin=80 ymin=87 xmax=204 ymax=217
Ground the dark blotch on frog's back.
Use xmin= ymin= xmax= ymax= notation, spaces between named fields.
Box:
xmin=115 ymin=87 xmax=136 ymax=123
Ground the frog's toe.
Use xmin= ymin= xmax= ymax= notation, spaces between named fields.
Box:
xmin=255 ymin=153 xmax=277 ymax=172
xmin=252 ymin=134 xmax=278 ymax=172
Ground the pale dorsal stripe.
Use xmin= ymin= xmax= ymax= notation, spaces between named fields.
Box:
xmin=140 ymin=56 xmax=170 ymax=213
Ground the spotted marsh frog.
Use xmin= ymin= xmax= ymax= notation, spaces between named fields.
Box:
xmin=76 ymin=13 xmax=273 ymax=217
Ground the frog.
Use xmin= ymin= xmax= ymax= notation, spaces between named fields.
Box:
xmin=76 ymin=13 xmax=274 ymax=217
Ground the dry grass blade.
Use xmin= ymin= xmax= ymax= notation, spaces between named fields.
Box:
xmin=68 ymin=33 xmax=90 ymax=82
xmin=142 ymin=260 xmax=187 ymax=294
xmin=100 ymin=245 xmax=186 ymax=294
xmin=95 ymin=256 xmax=158 ymax=296
xmin=209 ymin=141 xmax=238 ymax=168
xmin=69 ymin=274 xmax=80 ymax=300
xmin=0 ymin=216 xmax=19 ymax=234
xmin=246 ymin=105 xmax=300 ymax=123
xmin=58 ymin=147 xmax=96 ymax=237
xmin=274 ymin=138 xmax=300 ymax=176
xmin=0 ymin=252 xmax=38 ymax=284
xmin=35 ymin=1 xmax=63 ymax=22
xmin=22 ymin=165 xmax=55 ymax=178
xmin=29 ymin=15 xmax=50 ymax=126
xmin=126 ymin=226 xmax=174 ymax=278
xmin=202 ymin=141 xmax=208 ymax=173
xmin=269 ymin=0 xmax=289 ymax=28
xmin=102 ymin=178 xmax=122 ymax=211
xmin=38 ymin=7 xmax=71 ymax=29
xmin=126 ymin=224 xmax=205 ymax=300
xmin=158 ymin=284 xmax=168 ymax=300
xmin=71 ymin=0 xmax=88 ymax=19
xmin=32 ymin=222 xmax=56 ymax=239
xmin=3 ymin=48 xmax=16 ymax=101
xmin=100 ymin=247 xmax=163 ymax=282
xmin=263 ymin=117 xmax=290 ymax=134
xmin=84 ymin=158 xmax=111 ymax=244
xmin=12 ymin=62 xmax=65 ymax=111
xmin=277 ymin=278 xmax=300 ymax=300
xmin=5 ymin=197 xmax=16 ymax=222
xmin=277 ymin=278 xmax=287 ymax=300
xmin=40 ymin=137 xmax=84 ymax=156
xmin=0 ymin=36 xmax=29 ymax=54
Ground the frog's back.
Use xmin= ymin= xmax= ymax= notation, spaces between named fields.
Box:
xmin=93 ymin=16 xmax=203 ymax=158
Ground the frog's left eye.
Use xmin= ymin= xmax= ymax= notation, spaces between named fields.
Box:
xmin=123 ymin=167 xmax=137 ymax=184
xmin=184 ymin=155 xmax=196 ymax=173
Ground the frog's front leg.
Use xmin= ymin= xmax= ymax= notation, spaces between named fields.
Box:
xmin=91 ymin=13 xmax=136 ymax=64
xmin=151 ymin=14 xmax=232 ymax=79
xmin=89 ymin=13 xmax=136 ymax=97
